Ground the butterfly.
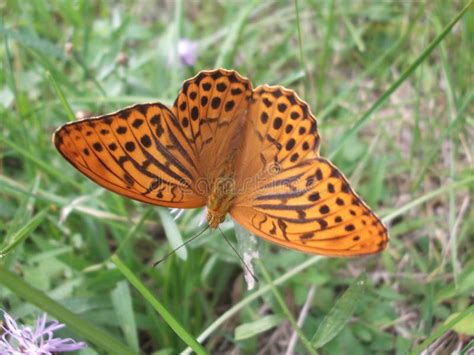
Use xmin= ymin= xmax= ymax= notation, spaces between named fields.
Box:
xmin=53 ymin=69 xmax=389 ymax=256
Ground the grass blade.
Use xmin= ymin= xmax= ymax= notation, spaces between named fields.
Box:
xmin=258 ymin=260 xmax=317 ymax=355
xmin=47 ymin=71 xmax=75 ymax=121
xmin=235 ymin=314 xmax=285 ymax=340
xmin=411 ymin=305 xmax=474 ymax=354
xmin=111 ymin=255 xmax=207 ymax=354
xmin=329 ymin=0 xmax=473 ymax=159
xmin=111 ymin=281 xmax=139 ymax=352
xmin=0 ymin=208 xmax=48 ymax=257
xmin=182 ymin=256 xmax=324 ymax=354
xmin=157 ymin=208 xmax=187 ymax=260
xmin=0 ymin=266 xmax=134 ymax=354
xmin=0 ymin=135 xmax=82 ymax=190
xmin=382 ymin=176 xmax=474 ymax=224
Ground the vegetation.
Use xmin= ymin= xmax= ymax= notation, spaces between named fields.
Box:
xmin=1 ymin=1 xmax=472 ymax=353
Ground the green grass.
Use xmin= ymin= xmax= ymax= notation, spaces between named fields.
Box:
xmin=1 ymin=1 xmax=473 ymax=353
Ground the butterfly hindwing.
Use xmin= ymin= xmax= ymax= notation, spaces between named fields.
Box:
xmin=230 ymin=157 xmax=388 ymax=256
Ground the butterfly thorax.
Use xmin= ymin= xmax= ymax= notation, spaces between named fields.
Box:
xmin=206 ymin=155 xmax=237 ymax=228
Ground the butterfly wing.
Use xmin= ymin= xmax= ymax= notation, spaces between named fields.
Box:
xmin=53 ymin=103 xmax=206 ymax=208
xmin=233 ymin=85 xmax=321 ymax=190
xmin=231 ymin=157 xmax=388 ymax=256
xmin=54 ymin=69 xmax=254 ymax=208
xmin=230 ymin=85 xmax=388 ymax=256
xmin=171 ymin=69 xmax=253 ymax=184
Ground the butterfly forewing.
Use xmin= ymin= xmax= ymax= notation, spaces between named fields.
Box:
xmin=172 ymin=70 xmax=253 ymax=184
xmin=234 ymin=85 xmax=321 ymax=194
xmin=54 ymin=103 xmax=206 ymax=208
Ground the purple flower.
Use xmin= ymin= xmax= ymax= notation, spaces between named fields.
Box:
xmin=177 ymin=39 xmax=198 ymax=66
xmin=0 ymin=311 xmax=86 ymax=354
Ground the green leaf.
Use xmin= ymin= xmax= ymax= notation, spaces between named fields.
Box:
xmin=445 ymin=312 xmax=474 ymax=336
xmin=435 ymin=263 xmax=474 ymax=303
xmin=234 ymin=314 xmax=285 ymax=340
xmin=111 ymin=281 xmax=139 ymax=351
xmin=312 ymin=273 xmax=367 ymax=348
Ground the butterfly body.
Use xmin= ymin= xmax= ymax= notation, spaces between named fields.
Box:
xmin=206 ymin=176 xmax=235 ymax=228
xmin=54 ymin=69 xmax=389 ymax=257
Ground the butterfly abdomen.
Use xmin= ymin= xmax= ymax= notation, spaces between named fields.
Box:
xmin=205 ymin=149 xmax=239 ymax=228
xmin=206 ymin=175 xmax=236 ymax=228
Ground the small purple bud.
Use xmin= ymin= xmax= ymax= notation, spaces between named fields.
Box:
xmin=178 ymin=39 xmax=199 ymax=66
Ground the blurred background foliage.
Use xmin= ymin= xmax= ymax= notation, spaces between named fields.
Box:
xmin=0 ymin=0 xmax=473 ymax=353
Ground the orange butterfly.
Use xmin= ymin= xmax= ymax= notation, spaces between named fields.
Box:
xmin=53 ymin=69 xmax=389 ymax=256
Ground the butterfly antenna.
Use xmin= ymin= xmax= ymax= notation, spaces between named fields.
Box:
xmin=153 ymin=225 xmax=210 ymax=267
xmin=218 ymin=226 xmax=259 ymax=283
